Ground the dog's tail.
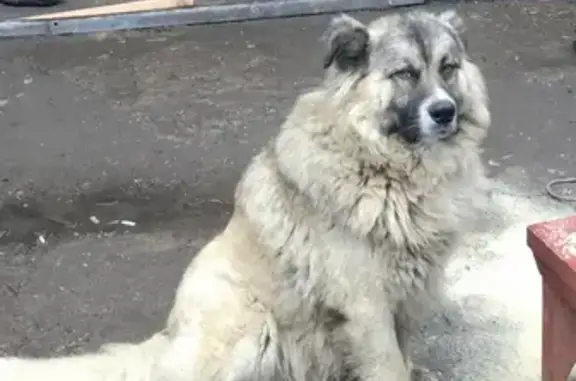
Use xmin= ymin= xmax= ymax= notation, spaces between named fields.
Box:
xmin=0 ymin=332 xmax=169 ymax=381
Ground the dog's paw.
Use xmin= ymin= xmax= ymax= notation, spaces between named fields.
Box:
xmin=411 ymin=367 xmax=441 ymax=381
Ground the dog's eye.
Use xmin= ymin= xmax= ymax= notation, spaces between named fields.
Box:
xmin=389 ymin=68 xmax=419 ymax=81
xmin=440 ymin=63 xmax=460 ymax=78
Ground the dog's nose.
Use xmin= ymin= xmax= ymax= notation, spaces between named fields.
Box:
xmin=427 ymin=100 xmax=456 ymax=125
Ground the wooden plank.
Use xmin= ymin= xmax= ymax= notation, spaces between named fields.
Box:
xmin=0 ymin=0 xmax=427 ymax=38
xmin=25 ymin=0 xmax=194 ymax=20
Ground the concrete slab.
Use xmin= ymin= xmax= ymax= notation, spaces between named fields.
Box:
xmin=0 ymin=1 xmax=576 ymax=380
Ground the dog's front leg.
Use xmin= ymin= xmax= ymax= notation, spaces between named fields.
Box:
xmin=344 ymin=307 xmax=411 ymax=381
xmin=394 ymin=303 xmax=415 ymax=372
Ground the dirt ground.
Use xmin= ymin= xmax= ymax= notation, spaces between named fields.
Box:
xmin=1 ymin=1 xmax=576 ymax=379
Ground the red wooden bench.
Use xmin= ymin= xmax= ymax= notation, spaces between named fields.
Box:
xmin=528 ymin=216 xmax=576 ymax=381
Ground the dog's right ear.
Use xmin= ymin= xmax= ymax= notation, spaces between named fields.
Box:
xmin=322 ymin=14 xmax=370 ymax=71
xmin=438 ymin=10 xmax=465 ymax=35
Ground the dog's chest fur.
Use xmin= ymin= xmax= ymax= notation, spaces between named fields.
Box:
xmin=236 ymin=144 xmax=479 ymax=316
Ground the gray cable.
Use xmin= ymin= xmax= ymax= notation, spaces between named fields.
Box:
xmin=545 ymin=177 xmax=576 ymax=202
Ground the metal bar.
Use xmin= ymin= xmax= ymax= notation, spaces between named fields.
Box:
xmin=0 ymin=0 xmax=426 ymax=38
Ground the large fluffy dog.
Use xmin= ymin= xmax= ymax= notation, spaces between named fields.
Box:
xmin=0 ymin=9 xmax=492 ymax=381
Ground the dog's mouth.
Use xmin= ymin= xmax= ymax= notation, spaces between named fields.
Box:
xmin=384 ymin=114 xmax=461 ymax=145
xmin=435 ymin=120 xmax=460 ymax=140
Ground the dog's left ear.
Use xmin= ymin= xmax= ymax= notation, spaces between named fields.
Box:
xmin=322 ymin=14 xmax=370 ymax=71
xmin=438 ymin=10 xmax=466 ymax=35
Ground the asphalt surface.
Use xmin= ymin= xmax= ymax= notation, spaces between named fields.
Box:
xmin=0 ymin=1 xmax=576 ymax=380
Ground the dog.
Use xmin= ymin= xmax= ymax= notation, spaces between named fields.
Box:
xmin=0 ymin=9 xmax=492 ymax=381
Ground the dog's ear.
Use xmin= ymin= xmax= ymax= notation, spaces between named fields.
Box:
xmin=438 ymin=10 xmax=465 ymax=35
xmin=322 ymin=14 xmax=370 ymax=71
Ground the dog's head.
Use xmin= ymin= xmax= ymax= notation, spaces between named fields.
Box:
xmin=321 ymin=10 xmax=490 ymax=150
